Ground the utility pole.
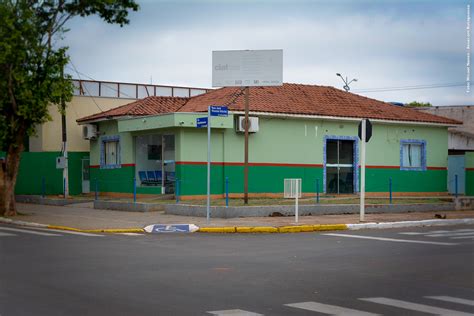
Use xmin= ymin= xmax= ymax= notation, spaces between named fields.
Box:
xmin=61 ymin=69 xmax=68 ymax=198
xmin=244 ymin=86 xmax=250 ymax=204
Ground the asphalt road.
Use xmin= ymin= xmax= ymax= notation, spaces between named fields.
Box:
xmin=1 ymin=224 xmax=473 ymax=316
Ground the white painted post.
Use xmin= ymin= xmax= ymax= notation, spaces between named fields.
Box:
xmin=295 ymin=179 xmax=299 ymax=224
xmin=161 ymin=135 xmax=165 ymax=194
xmin=360 ymin=119 xmax=366 ymax=222
xmin=206 ymin=106 xmax=211 ymax=224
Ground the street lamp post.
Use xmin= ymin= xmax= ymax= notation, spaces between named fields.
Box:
xmin=336 ymin=73 xmax=358 ymax=92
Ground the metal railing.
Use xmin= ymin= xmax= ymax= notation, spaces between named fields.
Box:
xmin=72 ymin=79 xmax=209 ymax=99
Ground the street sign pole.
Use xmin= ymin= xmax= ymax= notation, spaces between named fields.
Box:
xmin=244 ymin=87 xmax=249 ymax=204
xmin=206 ymin=106 xmax=211 ymax=223
xmin=360 ymin=119 xmax=366 ymax=222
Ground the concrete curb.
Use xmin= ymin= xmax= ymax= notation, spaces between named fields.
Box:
xmin=197 ymin=224 xmax=348 ymax=233
xmin=196 ymin=219 xmax=474 ymax=233
xmin=2 ymin=217 xmax=474 ymax=235
xmin=346 ymin=218 xmax=474 ymax=230
xmin=164 ymin=203 xmax=458 ymax=218
xmin=0 ymin=217 xmax=144 ymax=234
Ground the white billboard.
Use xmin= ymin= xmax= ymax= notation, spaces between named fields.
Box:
xmin=212 ymin=49 xmax=283 ymax=87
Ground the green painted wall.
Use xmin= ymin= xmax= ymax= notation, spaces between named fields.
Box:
xmin=90 ymin=165 xmax=135 ymax=193
xmin=176 ymin=164 xmax=446 ymax=195
xmin=178 ymin=117 xmax=448 ymax=167
xmin=0 ymin=151 xmax=89 ymax=195
xmin=466 ymin=152 xmax=474 ymax=196
xmin=176 ymin=117 xmax=449 ymax=195
xmin=89 ymin=115 xmax=450 ymax=196
xmin=177 ymin=164 xmax=323 ymax=195
xmin=365 ymin=168 xmax=447 ymax=192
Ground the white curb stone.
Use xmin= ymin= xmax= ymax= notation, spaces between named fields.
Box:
xmin=347 ymin=218 xmax=474 ymax=230
xmin=0 ymin=217 xmax=48 ymax=228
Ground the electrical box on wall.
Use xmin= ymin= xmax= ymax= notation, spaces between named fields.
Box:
xmin=56 ymin=156 xmax=67 ymax=169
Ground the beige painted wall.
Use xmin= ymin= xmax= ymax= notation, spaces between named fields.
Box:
xmin=29 ymin=96 xmax=134 ymax=152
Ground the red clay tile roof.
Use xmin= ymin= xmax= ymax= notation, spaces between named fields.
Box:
xmin=179 ymin=83 xmax=460 ymax=125
xmin=76 ymin=96 xmax=188 ymax=122
xmin=78 ymin=83 xmax=460 ymax=125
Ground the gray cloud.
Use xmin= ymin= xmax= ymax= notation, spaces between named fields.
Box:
xmin=64 ymin=0 xmax=472 ymax=105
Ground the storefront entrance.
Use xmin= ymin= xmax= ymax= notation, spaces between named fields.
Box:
xmin=325 ymin=139 xmax=356 ymax=194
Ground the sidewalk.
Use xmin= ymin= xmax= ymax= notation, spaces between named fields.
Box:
xmin=8 ymin=202 xmax=474 ymax=230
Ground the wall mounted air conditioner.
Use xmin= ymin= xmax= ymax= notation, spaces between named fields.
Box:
xmin=82 ymin=124 xmax=97 ymax=140
xmin=237 ymin=116 xmax=259 ymax=133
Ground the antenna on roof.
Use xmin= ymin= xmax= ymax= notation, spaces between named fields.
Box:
xmin=336 ymin=73 xmax=358 ymax=92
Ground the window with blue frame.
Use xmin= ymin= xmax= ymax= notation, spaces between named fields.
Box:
xmin=400 ymin=139 xmax=426 ymax=171
xmin=100 ymin=135 xmax=121 ymax=169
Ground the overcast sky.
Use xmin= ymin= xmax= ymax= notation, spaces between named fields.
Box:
xmin=64 ymin=0 xmax=472 ymax=106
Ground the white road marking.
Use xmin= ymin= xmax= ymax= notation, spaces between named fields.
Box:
xmin=285 ymin=301 xmax=379 ymax=316
xmin=0 ymin=227 xmax=61 ymax=236
xmin=399 ymin=230 xmax=450 ymax=235
xmin=426 ymin=296 xmax=474 ymax=306
xmin=0 ymin=232 xmax=16 ymax=237
xmin=324 ymin=233 xmax=458 ymax=246
xmin=360 ymin=297 xmax=473 ymax=315
xmin=450 ymin=236 xmax=474 ymax=240
xmin=32 ymin=227 xmax=103 ymax=237
xmin=207 ymin=309 xmax=263 ymax=315
xmin=453 ymin=229 xmax=474 ymax=232
xmin=427 ymin=232 xmax=474 ymax=237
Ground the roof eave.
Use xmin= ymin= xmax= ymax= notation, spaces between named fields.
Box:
xmin=230 ymin=111 xmax=460 ymax=127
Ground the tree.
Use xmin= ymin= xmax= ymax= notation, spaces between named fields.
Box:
xmin=0 ymin=0 xmax=138 ymax=216
xmin=406 ymin=101 xmax=433 ymax=107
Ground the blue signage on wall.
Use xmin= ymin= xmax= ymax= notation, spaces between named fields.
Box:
xmin=196 ymin=117 xmax=208 ymax=128
xmin=210 ymin=106 xmax=228 ymax=117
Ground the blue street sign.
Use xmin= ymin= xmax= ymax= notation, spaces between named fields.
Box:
xmin=210 ymin=106 xmax=228 ymax=117
xmin=196 ymin=117 xmax=208 ymax=128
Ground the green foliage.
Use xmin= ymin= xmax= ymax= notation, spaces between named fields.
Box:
xmin=406 ymin=101 xmax=433 ymax=107
xmin=0 ymin=0 xmax=138 ymax=149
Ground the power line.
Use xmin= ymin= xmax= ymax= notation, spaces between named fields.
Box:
xmin=354 ymin=82 xmax=469 ymax=93
xmin=68 ymin=62 xmax=104 ymax=112
xmin=65 ymin=65 xmax=136 ymax=99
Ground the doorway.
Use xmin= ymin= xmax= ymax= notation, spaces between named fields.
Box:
xmin=325 ymin=139 xmax=355 ymax=194
xmin=448 ymin=155 xmax=465 ymax=195
xmin=82 ymin=158 xmax=90 ymax=194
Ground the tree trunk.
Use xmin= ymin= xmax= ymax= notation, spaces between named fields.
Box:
xmin=1 ymin=133 xmax=24 ymax=217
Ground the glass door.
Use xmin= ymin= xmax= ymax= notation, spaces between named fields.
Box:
xmin=326 ymin=140 xmax=354 ymax=194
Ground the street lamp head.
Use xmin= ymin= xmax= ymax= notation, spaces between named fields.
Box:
xmin=353 ymin=79 xmax=358 ymax=82
xmin=336 ymin=73 xmax=341 ymax=77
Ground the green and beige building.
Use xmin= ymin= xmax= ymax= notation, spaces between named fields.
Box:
xmin=74 ymin=83 xmax=465 ymax=198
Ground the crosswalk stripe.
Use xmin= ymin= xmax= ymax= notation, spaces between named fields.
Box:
xmin=0 ymin=227 xmax=61 ymax=236
xmin=323 ymin=233 xmax=457 ymax=245
xmin=360 ymin=297 xmax=473 ymax=315
xmin=427 ymin=232 xmax=474 ymax=237
xmin=33 ymin=228 xmax=103 ymax=237
xmin=285 ymin=301 xmax=379 ymax=315
xmin=0 ymin=232 xmax=16 ymax=237
xmin=207 ymin=309 xmax=262 ymax=315
xmin=426 ymin=296 xmax=474 ymax=306
xmin=451 ymin=236 xmax=474 ymax=239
